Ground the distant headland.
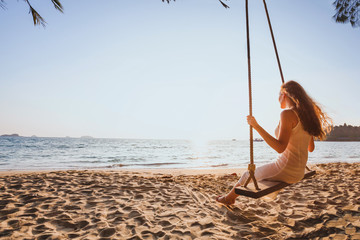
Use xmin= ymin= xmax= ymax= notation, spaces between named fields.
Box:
xmin=326 ymin=123 xmax=360 ymax=141
xmin=0 ymin=134 xmax=96 ymax=139
xmin=1 ymin=134 xmax=20 ymax=137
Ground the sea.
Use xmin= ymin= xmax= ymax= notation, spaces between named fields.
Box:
xmin=0 ymin=137 xmax=359 ymax=171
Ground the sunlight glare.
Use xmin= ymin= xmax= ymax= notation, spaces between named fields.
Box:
xmin=190 ymin=137 xmax=210 ymax=151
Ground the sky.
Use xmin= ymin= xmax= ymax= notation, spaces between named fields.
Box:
xmin=0 ymin=0 xmax=359 ymax=140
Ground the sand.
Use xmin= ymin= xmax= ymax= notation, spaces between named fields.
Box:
xmin=0 ymin=162 xmax=359 ymax=240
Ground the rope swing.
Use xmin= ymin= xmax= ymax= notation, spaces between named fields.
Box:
xmin=244 ymin=0 xmax=284 ymax=189
xmin=238 ymin=0 xmax=316 ymax=198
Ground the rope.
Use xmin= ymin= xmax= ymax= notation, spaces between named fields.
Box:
xmin=245 ymin=0 xmax=253 ymax=165
xmin=262 ymin=0 xmax=284 ymax=84
xmin=244 ymin=0 xmax=259 ymax=190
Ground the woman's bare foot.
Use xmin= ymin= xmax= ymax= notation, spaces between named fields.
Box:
xmin=216 ymin=195 xmax=235 ymax=205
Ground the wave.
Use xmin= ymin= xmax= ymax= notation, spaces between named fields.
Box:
xmin=112 ymin=162 xmax=180 ymax=168
xmin=107 ymin=157 xmax=145 ymax=163
xmin=210 ymin=163 xmax=228 ymax=167
xmin=63 ymin=160 xmax=104 ymax=164
xmin=186 ymin=156 xmax=220 ymax=160
xmin=57 ymin=145 xmax=71 ymax=149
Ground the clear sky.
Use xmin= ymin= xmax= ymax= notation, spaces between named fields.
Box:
xmin=0 ymin=0 xmax=359 ymax=140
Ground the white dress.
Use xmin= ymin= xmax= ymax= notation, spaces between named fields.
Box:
xmin=236 ymin=112 xmax=312 ymax=186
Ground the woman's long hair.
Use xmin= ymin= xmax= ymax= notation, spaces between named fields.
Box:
xmin=281 ymin=80 xmax=332 ymax=140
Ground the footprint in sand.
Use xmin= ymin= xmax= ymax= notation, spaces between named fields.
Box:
xmin=141 ymin=230 xmax=166 ymax=239
xmin=171 ymin=229 xmax=193 ymax=238
xmin=76 ymin=220 xmax=90 ymax=229
xmin=224 ymin=207 xmax=254 ymax=223
xmin=67 ymin=233 xmax=80 ymax=238
xmin=128 ymin=210 xmax=141 ymax=219
xmin=200 ymin=230 xmax=215 ymax=237
xmin=7 ymin=219 xmax=21 ymax=229
xmin=20 ymin=213 xmax=37 ymax=219
xmin=36 ymin=217 xmax=49 ymax=224
xmin=63 ymin=205 xmax=81 ymax=211
xmin=37 ymin=234 xmax=53 ymax=240
xmin=32 ymin=224 xmax=50 ymax=235
xmin=39 ymin=204 xmax=50 ymax=210
xmin=25 ymin=207 xmax=39 ymax=213
xmin=107 ymin=209 xmax=124 ymax=219
xmin=0 ymin=208 xmax=19 ymax=216
xmin=99 ymin=227 xmax=116 ymax=237
xmin=134 ymin=194 xmax=144 ymax=200
xmin=50 ymin=219 xmax=77 ymax=232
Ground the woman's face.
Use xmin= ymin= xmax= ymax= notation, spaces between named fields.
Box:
xmin=279 ymin=91 xmax=287 ymax=109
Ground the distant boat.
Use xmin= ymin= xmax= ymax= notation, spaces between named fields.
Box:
xmin=232 ymin=139 xmax=237 ymax=141
xmin=254 ymin=138 xmax=264 ymax=142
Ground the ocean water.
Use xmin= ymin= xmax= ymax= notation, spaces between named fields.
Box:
xmin=0 ymin=137 xmax=359 ymax=171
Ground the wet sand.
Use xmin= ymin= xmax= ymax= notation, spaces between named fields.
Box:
xmin=0 ymin=162 xmax=359 ymax=239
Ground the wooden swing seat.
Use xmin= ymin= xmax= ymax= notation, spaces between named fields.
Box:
xmin=234 ymin=170 xmax=316 ymax=199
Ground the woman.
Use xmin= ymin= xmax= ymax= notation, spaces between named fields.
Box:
xmin=216 ymin=80 xmax=332 ymax=205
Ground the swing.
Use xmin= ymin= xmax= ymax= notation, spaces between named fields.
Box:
xmin=234 ymin=0 xmax=316 ymax=199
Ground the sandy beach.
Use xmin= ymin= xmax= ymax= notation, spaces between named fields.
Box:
xmin=0 ymin=162 xmax=359 ymax=239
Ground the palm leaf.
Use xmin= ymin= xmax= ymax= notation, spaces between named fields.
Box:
xmin=219 ymin=0 xmax=230 ymax=8
xmin=51 ymin=0 xmax=63 ymax=13
xmin=0 ymin=0 xmax=6 ymax=10
xmin=29 ymin=5 xmax=47 ymax=27
xmin=24 ymin=0 xmax=47 ymax=26
xmin=333 ymin=0 xmax=360 ymax=27
xmin=22 ymin=0 xmax=63 ymax=26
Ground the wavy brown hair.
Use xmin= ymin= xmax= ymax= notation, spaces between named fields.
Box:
xmin=281 ymin=80 xmax=332 ymax=140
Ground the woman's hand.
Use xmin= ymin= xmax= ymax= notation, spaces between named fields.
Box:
xmin=247 ymin=115 xmax=259 ymax=129
xmin=246 ymin=110 xmax=294 ymax=154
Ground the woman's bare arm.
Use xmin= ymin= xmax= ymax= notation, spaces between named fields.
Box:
xmin=308 ymin=136 xmax=315 ymax=152
xmin=247 ymin=110 xmax=295 ymax=153
xmin=275 ymin=122 xmax=280 ymax=138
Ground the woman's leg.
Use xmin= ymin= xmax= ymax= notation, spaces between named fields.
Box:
xmin=215 ymin=170 xmax=249 ymax=205
xmin=216 ymin=162 xmax=281 ymax=205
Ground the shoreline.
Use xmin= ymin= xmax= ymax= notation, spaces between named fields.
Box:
xmin=0 ymin=163 xmax=320 ymax=177
xmin=0 ymin=167 xmax=248 ymax=177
